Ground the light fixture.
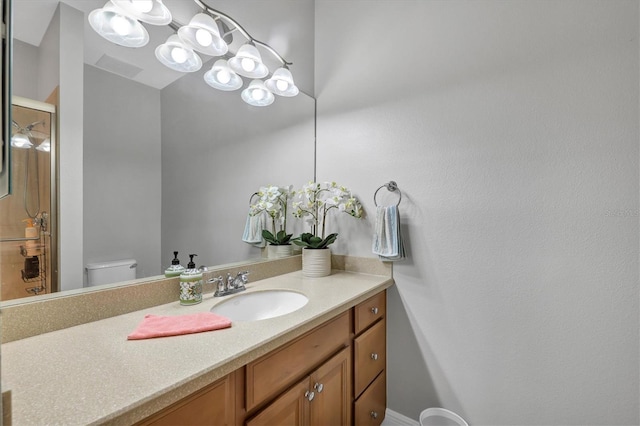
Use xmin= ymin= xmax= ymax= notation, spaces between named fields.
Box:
xmin=177 ymin=13 xmax=228 ymax=56
xmin=111 ymin=0 xmax=172 ymax=25
xmin=88 ymin=1 xmax=149 ymax=48
xmin=88 ymin=1 xmax=298 ymax=106
xmin=241 ymin=80 xmax=274 ymax=107
xmin=265 ymin=67 xmax=299 ymax=97
xmin=229 ymin=44 xmax=269 ymax=79
xmin=204 ymin=60 xmax=243 ymax=91
xmin=11 ymin=133 xmax=33 ymax=149
xmin=155 ymin=34 xmax=202 ymax=72
xmin=36 ymin=138 xmax=51 ymax=153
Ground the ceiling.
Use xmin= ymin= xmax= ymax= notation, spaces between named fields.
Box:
xmin=12 ymin=0 xmax=314 ymax=94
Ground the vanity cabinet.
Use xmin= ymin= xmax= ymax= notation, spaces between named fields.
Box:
xmin=246 ymin=346 xmax=352 ymax=426
xmin=247 ymin=290 xmax=387 ymax=426
xmin=136 ymin=290 xmax=387 ymax=426
xmin=353 ymin=292 xmax=387 ymax=425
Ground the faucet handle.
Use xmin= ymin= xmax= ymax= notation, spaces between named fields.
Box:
xmin=210 ymin=275 xmax=225 ymax=296
xmin=237 ymin=271 xmax=249 ymax=286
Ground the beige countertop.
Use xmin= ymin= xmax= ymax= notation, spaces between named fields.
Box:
xmin=2 ymin=270 xmax=393 ymax=425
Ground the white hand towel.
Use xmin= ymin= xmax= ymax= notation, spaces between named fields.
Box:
xmin=242 ymin=210 xmax=266 ymax=247
xmin=372 ymin=205 xmax=405 ymax=261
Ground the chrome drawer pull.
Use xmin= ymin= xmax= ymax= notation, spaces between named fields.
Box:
xmin=314 ymin=382 xmax=324 ymax=393
xmin=371 ymin=353 xmax=379 ymax=360
xmin=371 ymin=307 xmax=379 ymax=315
xmin=304 ymin=390 xmax=315 ymax=401
xmin=370 ymin=411 xmax=378 ymax=419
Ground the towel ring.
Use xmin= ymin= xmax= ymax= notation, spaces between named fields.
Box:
xmin=249 ymin=192 xmax=259 ymax=205
xmin=374 ymin=181 xmax=402 ymax=207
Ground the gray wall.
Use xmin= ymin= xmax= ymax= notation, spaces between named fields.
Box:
xmin=315 ymin=0 xmax=639 ymax=424
xmin=36 ymin=5 xmax=59 ymax=103
xmin=83 ymin=65 xmax=162 ymax=282
xmin=56 ymin=3 xmax=84 ymax=291
xmin=12 ymin=40 xmax=38 ymax=100
xmin=160 ymin=66 xmax=315 ymax=269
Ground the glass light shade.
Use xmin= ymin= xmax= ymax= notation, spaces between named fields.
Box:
xmin=111 ymin=0 xmax=172 ymax=25
xmin=36 ymin=138 xmax=51 ymax=152
xmin=204 ymin=60 xmax=243 ymax=91
xmin=11 ymin=133 xmax=33 ymax=149
xmin=177 ymin=13 xmax=228 ymax=56
xmin=88 ymin=1 xmax=149 ymax=48
xmin=155 ymin=35 xmax=202 ymax=72
xmin=228 ymin=44 xmax=269 ymax=78
xmin=241 ymin=80 xmax=275 ymax=107
xmin=265 ymin=67 xmax=299 ymax=97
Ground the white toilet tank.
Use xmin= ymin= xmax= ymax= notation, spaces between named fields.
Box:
xmin=85 ymin=259 xmax=137 ymax=287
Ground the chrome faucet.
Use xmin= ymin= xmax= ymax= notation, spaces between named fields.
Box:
xmin=210 ymin=271 xmax=249 ymax=297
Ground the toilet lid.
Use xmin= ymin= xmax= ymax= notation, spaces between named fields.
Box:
xmin=419 ymin=408 xmax=468 ymax=426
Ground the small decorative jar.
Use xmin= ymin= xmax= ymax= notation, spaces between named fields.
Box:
xmin=179 ymin=254 xmax=203 ymax=305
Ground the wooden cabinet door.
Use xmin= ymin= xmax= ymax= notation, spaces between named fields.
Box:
xmin=309 ymin=347 xmax=352 ymax=426
xmin=246 ymin=378 xmax=309 ymax=426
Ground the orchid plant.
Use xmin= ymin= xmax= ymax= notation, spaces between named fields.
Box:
xmin=250 ymin=185 xmax=294 ymax=245
xmin=292 ymin=181 xmax=363 ymax=249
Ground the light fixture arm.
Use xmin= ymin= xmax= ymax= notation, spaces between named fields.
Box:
xmin=192 ymin=0 xmax=292 ymax=66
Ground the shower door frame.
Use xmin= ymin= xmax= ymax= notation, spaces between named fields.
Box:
xmin=11 ymin=96 xmax=58 ymax=294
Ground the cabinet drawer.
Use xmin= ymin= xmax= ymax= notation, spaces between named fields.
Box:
xmin=354 ymin=319 xmax=385 ymax=397
xmin=354 ymin=291 xmax=386 ymax=335
xmin=354 ymin=371 xmax=386 ymax=426
xmin=138 ymin=372 xmax=236 ymax=426
xmin=246 ymin=311 xmax=351 ymax=411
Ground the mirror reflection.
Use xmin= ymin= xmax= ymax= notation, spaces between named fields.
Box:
xmin=0 ymin=99 xmax=56 ymax=300
xmin=1 ymin=0 xmax=315 ymax=302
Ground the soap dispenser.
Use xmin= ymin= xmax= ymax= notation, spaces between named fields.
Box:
xmin=165 ymin=251 xmax=185 ymax=278
xmin=179 ymin=254 xmax=203 ymax=305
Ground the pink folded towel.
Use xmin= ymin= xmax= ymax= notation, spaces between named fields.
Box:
xmin=127 ymin=312 xmax=232 ymax=340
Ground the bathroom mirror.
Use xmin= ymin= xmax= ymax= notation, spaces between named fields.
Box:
xmin=0 ymin=0 xmax=11 ymax=199
xmin=1 ymin=0 xmax=315 ymax=302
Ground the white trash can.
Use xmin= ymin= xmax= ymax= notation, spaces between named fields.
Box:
xmin=419 ymin=408 xmax=468 ymax=426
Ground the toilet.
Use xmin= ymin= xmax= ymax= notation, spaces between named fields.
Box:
xmin=85 ymin=259 xmax=137 ymax=287
xmin=419 ymin=408 xmax=468 ymax=426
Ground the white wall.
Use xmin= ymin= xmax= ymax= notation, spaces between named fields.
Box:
xmin=315 ymin=1 xmax=639 ymax=425
xmin=83 ymin=65 xmax=162 ymax=282
xmin=160 ymin=67 xmax=315 ymax=269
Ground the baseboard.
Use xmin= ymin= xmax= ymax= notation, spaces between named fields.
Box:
xmin=382 ymin=408 xmax=420 ymax=426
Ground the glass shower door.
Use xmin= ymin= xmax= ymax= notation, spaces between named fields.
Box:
xmin=0 ymin=98 xmax=56 ymax=301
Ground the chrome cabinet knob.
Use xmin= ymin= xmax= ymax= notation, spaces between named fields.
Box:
xmin=371 ymin=353 xmax=379 ymax=360
xmin=370 ymin=411 xmax=378 ymax=419
xmin=314 ymin=382 xmax=324 ymax=393
xmin=371 ymin=307 xmax=379 ymax=315
xmin=304 ymin=390 xmax=315 ymax=401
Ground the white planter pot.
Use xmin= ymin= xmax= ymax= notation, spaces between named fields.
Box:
xmin=302 ymin=248 xmax=331 ymax=277
xmin=267 ymin=244 xmax=293 ymax=259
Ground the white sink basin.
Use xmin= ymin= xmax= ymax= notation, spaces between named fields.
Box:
xmin=210 ymin=290 xmax=309 ymax=321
